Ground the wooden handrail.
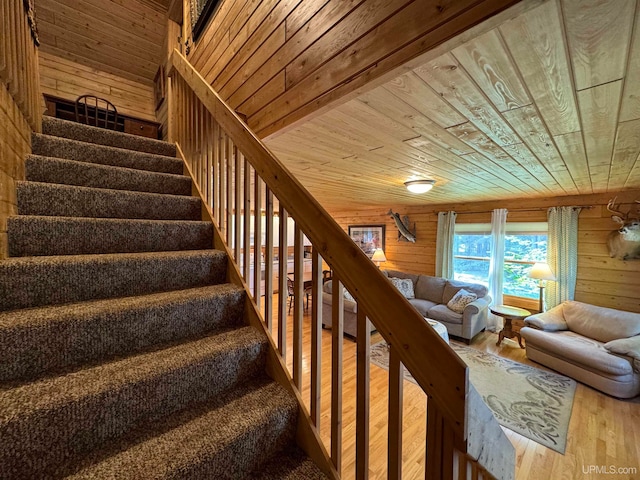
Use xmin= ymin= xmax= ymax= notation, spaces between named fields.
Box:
xmin=168 ymin=47 xmax=469 ymax=440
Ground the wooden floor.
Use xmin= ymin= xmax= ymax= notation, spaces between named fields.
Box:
xmin=261 ymin=296 xmax=640 ymax=480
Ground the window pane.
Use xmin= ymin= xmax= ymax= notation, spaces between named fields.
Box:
xmin=504 ymin=262 xmax=538 ymax=298
xmin=453 ymin=234 xmax=490 ymax=286
xmin=504 ymin=234 xmax=547 ymax=262
xmin=453 ymin=234 xmax=491 ymax=258
xmin=503 ymin=234 xmax=548 ymax=299
xmin=453 ymin=257 xmax=489 ymax=286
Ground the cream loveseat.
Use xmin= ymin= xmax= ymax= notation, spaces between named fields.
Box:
xmin=322 ymin=270 xmax=491 ymax=342
xmin=521 ymin=301 xmax=640 ymax=398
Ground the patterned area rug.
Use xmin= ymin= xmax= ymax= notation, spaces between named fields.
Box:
xmin=369 ymin=341 xmax=576 ymax=453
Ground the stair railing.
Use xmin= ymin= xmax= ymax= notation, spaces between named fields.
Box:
xmin=168 ymin=48 xmax=514 ymax=480
xmin=0 ymin=0 xmax=41 ymax=132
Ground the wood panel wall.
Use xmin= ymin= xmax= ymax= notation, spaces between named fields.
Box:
xmin=36 ymin=0 xmax=167 ymax=85
xmin=329 ymin=190 xmax=640 ymax=313
xmin=39 ymin=52 xmax=156 ymax=121
xmin=0 ymin=86 xmax=31 ymax=259
xmin=1 ymin=0 xmax=42 ymax=259
xmin=185 ymin=0 xmax=524 ymax=138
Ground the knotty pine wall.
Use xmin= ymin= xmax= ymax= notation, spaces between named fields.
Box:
xmin=185 ymin=0 xmax=522 ymax=138
xmin=0 ymin=86 xmax=31 ymax=259
xmin=329 ymin=191 xmax=640 ymax=314
xmin=39 ymin=52 xmax=156 ymax=122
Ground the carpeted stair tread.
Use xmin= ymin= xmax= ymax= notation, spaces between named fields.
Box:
xmin=0 ymin=284 xmax=245 ymax=382
xmin=16 ymin=181 xmax=201 ymax=220
xmin=42 ymin=116 xmax=176 ymax=157
xmin=7 ymin=216 xmax=213 ymax=256
xmin=32 ymin=133 xmax=183 ymax=174
xmin=0 ymin=249 xmax=227 ymax=311
xmin=0 ymin=326 xmax=268 ymax=480
xmin=25 ymin=155 xmax=192 ymax=195
xmin=62 ymin=378 xmax=298 ymax=479
xmin=252 ymin=448 xmax=329 ymax=479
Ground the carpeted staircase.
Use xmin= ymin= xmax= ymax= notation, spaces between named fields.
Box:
xmin=0 ymin=117 xmax=328 ymax=479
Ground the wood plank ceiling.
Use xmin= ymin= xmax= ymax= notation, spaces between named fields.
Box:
xmin=35 ymin=0 xmax=168 ymax=85
xmin=265 ymin=0 xmax=640 ymax=210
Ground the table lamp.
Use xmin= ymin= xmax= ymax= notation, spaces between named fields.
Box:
xmin=371 ymin=248 xmax=387 ymax=268
xmin=528 ymin=262 xmax=556 ymax=312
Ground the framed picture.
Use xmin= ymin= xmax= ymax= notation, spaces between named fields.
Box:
xmin=154 ymin=65 xmax=165 ymax=110
xmin=348 ymin=225 xmax=385 ymax=258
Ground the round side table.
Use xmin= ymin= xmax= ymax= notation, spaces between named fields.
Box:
xmin=491 ymin=305 xmax=531 ymax=348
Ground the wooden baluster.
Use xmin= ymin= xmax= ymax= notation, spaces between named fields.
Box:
xmin=212 ymin=121 xmax=219 ymax=225
xmin=166 ymin=75 xmax=174 ymax=142
xmin=182 ymin=85 xmax=188 ymax=159
xmin=264 ymin=187 xmax=274 ymax=332
xmin=207 ymin=117 xmax=214 ymax=211
xmin=243 ymin=159 xmax=251 ymax=285
xmin=426 ymin=402 xmax=464 ymax=480
xmin=203 ymin=112 xmax=211 ymax=207
xmin=190 ymin=91 xmax=196 ymax=171
xmin=310 ymin=249 xmax=323 ymax=427
xmin=0 ymin=0 xmax=7 ymax=81
xmin=278 ymin=207 xmax=288 ymax=359
xmin=199 ymin=108 xmax=205 ymax=204
xmin=426 ymin=398 xmax=443 ymax=480
xmin=234 ymin=148 xmax=242 ymax=262
xmin=17 ymin=0 xmax=26 ymax=108
xmin=218 ymin=127 xmax=225 ymax=227
xmin=219 ymin=131 xmax=227 ymax=234
xmin=356 ymin=307 xmax=370 ymax=480
xmin=253 ymin=174 xmax=262 ymax=308
xmin=194 ymin=99 xmax=200 ymax=187
xmin=226 ymin=137 xmax=233 ymax=248
xmin=388 ymin=344 xmax=403 ymax=480
xmin=331 ymin=277 xmax=344 ymax=474
xmin=293 ymin=223 xmax=304 ymax=388
xmin=7 ymin=0 xmax=18 ymax=97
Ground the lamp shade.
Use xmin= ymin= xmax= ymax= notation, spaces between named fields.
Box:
xmin=404 ymin=179 xmax=435 ymax=193
xmin=528 ymin=262 xmax=556 ymax=281
xmin=371 ymin=248 xmax=387 ymax=263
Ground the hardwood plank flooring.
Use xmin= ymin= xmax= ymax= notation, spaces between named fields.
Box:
xmin=261 ymin=294 xmax=640 ymax=479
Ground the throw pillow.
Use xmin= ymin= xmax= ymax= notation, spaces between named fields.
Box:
xmin=447 ymin=288 xmax=477 ymax=314
xmin=390 ymin=277 xmax=415 ymax=299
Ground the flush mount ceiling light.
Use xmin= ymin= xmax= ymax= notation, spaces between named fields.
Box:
xmin=404 ymin=179 xmax=435 ymax=194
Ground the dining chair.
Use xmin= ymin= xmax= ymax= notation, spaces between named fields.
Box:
xmin=75 ymin=95 xmax=118 ymax=130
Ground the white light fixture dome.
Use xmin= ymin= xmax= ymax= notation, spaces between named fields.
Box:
xmin=404 ymin=179 xmax=435 ymax=193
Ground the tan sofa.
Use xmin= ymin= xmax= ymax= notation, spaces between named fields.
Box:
xmin=321 ymin=270 xmax=491 ymax=342
xmin=521 ymin=301 xmax=640 ymax=398
xmin=382 ymin=270 xmax=490 ymax=343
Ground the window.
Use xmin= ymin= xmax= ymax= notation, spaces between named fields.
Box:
xmin=453 ymin=223 xmax=548 ymax=299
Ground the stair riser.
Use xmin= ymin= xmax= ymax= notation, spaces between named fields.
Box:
xmin=25 ymin=155 xmax=192 ymax=196
xmin=32 ymin=134 xmax=183 ymax=174
xmin=42 ymin=117 xmax=176 ymax=157
xmin=0 ymin=339 xmax=267 ymax=480
xmin=8 ymin=217 xmax=213 ymax=256
xmin=163 ymin=406 xmax=297 ymax=480
xmin=0 ymin=251 xmax=227 ymax=311
xmin=0 ymin=286 xmax=245 ymax=382
xmin=17 ymin=182 xmax=201 ymax=220
xmin=62 ymin=380 xmax=298 ymax=480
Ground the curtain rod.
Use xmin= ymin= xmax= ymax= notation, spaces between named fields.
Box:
xmin=437 ymin=205 xmax=593 ymax=215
